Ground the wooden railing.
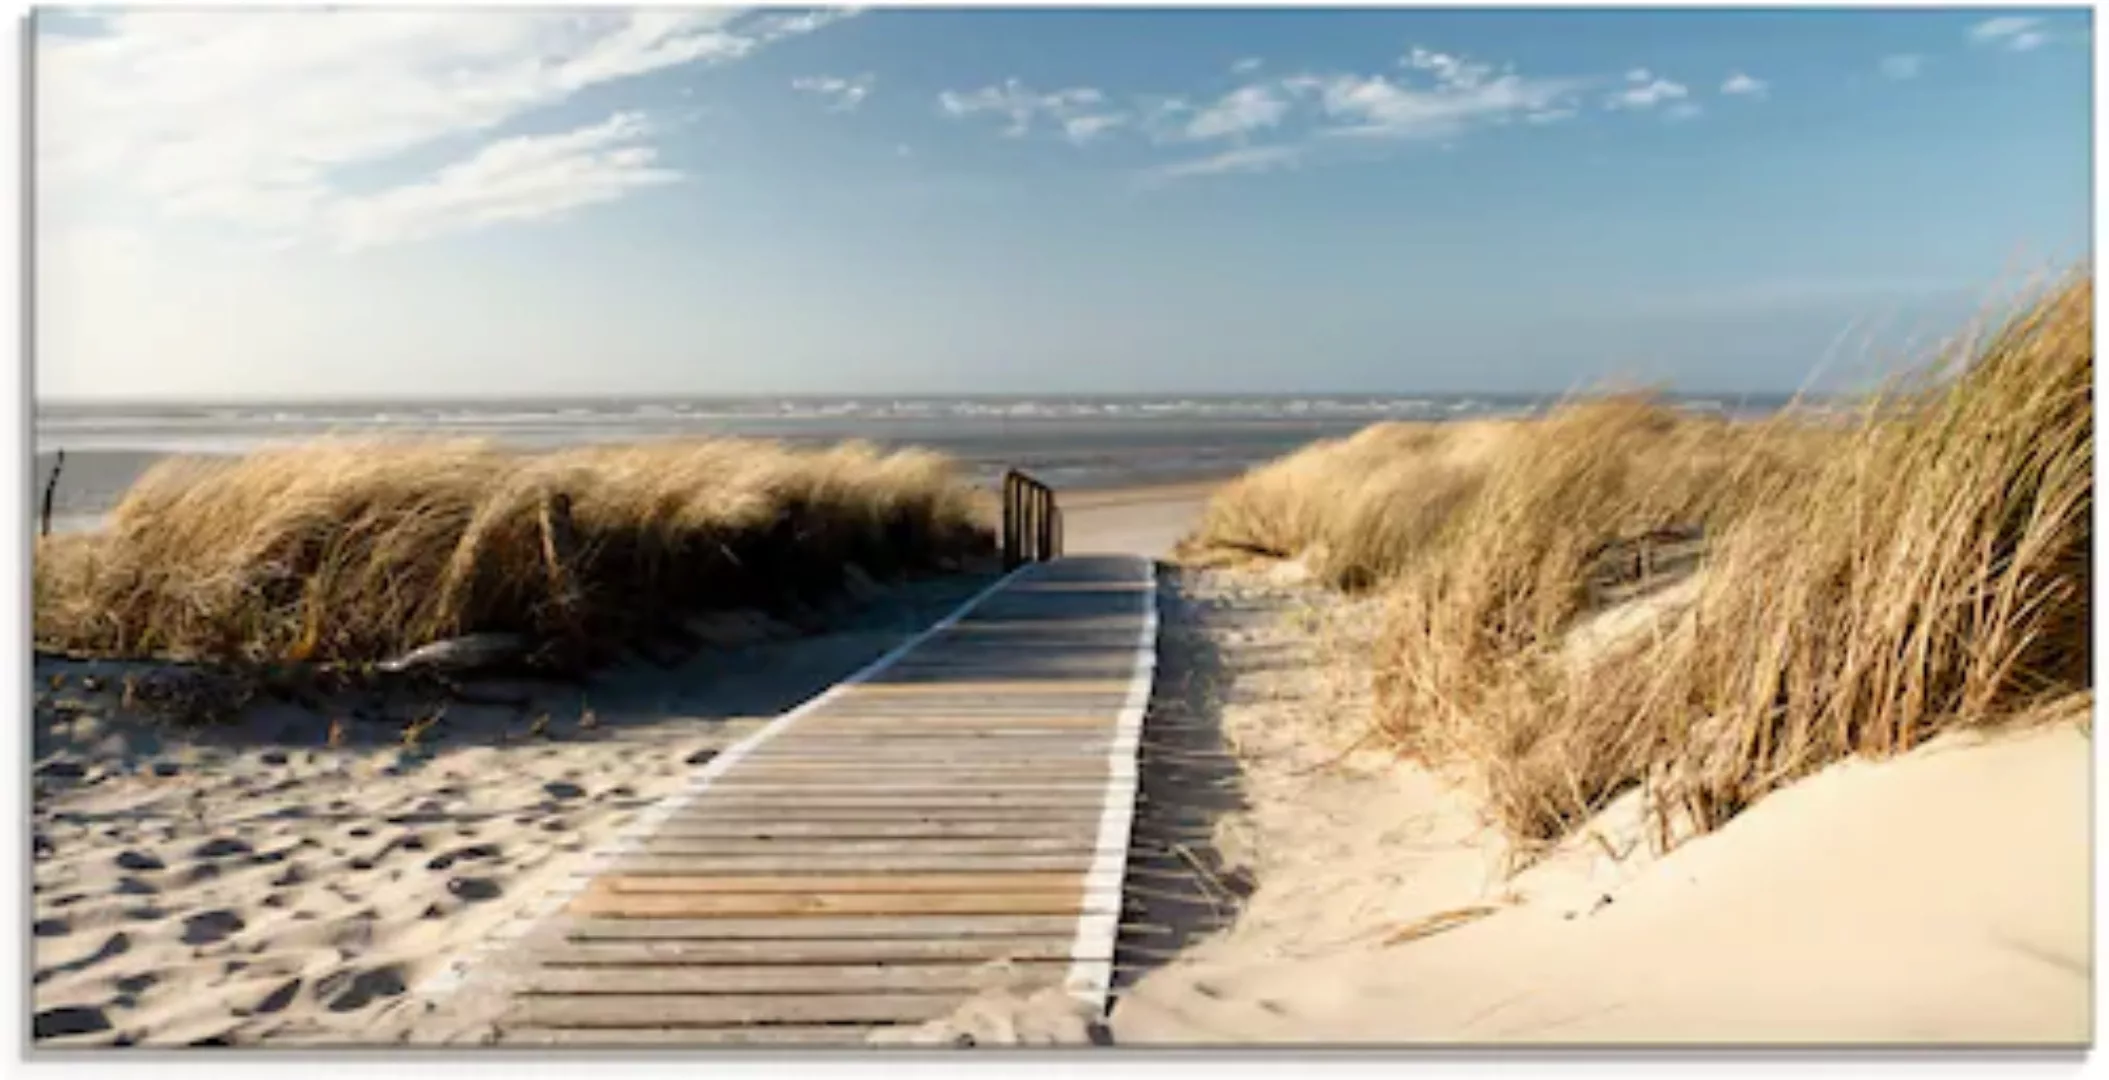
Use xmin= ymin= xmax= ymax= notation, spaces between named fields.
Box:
xmin=1583 ymin=525 xmax=1707 ymax=607
xmin=1001 ymin=469 xmax=1063 ymax=569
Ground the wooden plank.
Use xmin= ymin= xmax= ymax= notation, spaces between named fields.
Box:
xmin=557 ymin=915 xmax=1081 ymax=940
xmin=797 ymin=711 xmax=1125 ymax=723
xmin=709 ymin=776 xmax=1114 ymax=790
xmin=534 ymin=937 xmax=1087 ymax=966
xmin=763 ymin=732 xmax=1114 ymax=743
xmin=681 ymin=794 xmax=1111 ymax=809
xmin=841 ymin=680 xmax=1133 ymax=696
xmin=664 ymin=806 xmax=1106 ymax=823
xmin=605 ymin=854 xmax=1099 ymax=876
xmin=641 ymin=821 xmax=1101 ymax=841
xmin=632 ymin=839 xmax=1110 ymax=859
xmin=568 ymin=886 xmax=1090 ymax=919
xmin=735 ymin=755 xmax=1113 ymax=769
xmin=524 ymin=961 xmax=1070 ymax=996
xmin=597 ymin=872 xmax=1083 ymax=894
xmin=795 ymin=713 xmax=1113 ymax=727
xmin=500 ymin=1025 xmax=881 ymax=1046
xmin=699 ymin=783 xmax=1110 ymax=797
xmin=511 ymin=994 xmax=956 ymax=1028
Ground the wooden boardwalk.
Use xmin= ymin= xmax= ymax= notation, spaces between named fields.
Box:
xmin=414 ymin=554 xmax=1158 ymax=1046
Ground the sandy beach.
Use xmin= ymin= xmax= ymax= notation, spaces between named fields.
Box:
xmin=1107 ymin=563 xmax=2091 ymax=1047
xmin=29 ymin=477 xmax=1227 ymax=1048
xmin=31 ymin=471 xmax=2092 ymax=1048
xmin=30 ymin=569 xmax=1006 ymax=1046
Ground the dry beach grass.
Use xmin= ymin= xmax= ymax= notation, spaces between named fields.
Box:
xmin=1183 ymin=274 xmax=2093 ymax=854
xmin=34 ymin=438 xmax=994 ymax=669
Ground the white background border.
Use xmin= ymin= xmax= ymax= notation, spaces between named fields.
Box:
xmin=7 ymin=0 xmax=2101 ymax=1075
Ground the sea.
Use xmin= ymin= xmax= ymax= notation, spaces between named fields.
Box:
xmin=32 ymin=394 xmax=1796 ymax=533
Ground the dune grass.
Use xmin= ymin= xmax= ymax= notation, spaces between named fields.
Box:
xmin=34 ymin=438 xmax=995 ymax=667
xmin=1183 ymin=274 xmax=2092 ymax=855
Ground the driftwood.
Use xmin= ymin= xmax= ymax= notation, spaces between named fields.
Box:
xmin=376 ymin=632 xmax=533 ymax=675
xmin=40 ymin=449 xmax=64 ymax=537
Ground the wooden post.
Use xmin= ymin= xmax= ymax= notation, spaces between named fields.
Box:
xmin=1036 ymin=489 xmax=1051 ymax=562
xmin=40 ymin=449 xmax=64 ymax=538
xmin=539 ymin=490 xmax=583 ymax=631
xmin=1001 ymin=471 xmax=1020 ymax=570
xmin=1018 ymin=473 xmax=1029 ymax=565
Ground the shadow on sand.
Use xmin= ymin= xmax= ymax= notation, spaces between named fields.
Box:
xmin=1111 ymin=565 xmax=1255 ymax=998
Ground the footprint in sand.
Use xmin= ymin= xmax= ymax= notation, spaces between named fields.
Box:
xmin=114 ymin=850 xmax=165 ymax=873
xmin=543 ymin=781 xmax=585 ymax=801
xmin=425 ymin=843 xmax=500 ymax=871
xmin=193 ymin=837 xmax=254 ymax=860
xmin=113 ymin=876 xmax=157 ymax=896
xmin=251 ymin=977 xmax=301 ymax=1015
xmin=34 ymin=917 xmax=69 ymax=937
xmin=446 ymin=877 xmax=502 ymax=903
xmin=317 ymin=966 xmax=407 ymax=1012
xmin=180 ymin=910 xmax=246 ymax=946
xmin=42 ymin=930 xmax=130 ymax=980
xmin=113 ymin=973 xmax=157 ymax=995
xmin=34 ymin=1004 xmax=111 ymax=1039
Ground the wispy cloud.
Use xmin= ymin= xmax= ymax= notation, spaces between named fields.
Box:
xmin=1231 ymin=56 xmax=1264 ymax=75
xmin=1879 ymin=53 xmax=1928 ymax=80
xmin=1720 ymin=71 xmax=1768 ymax=98
xmin=39 ymin=9 xmax=854 ymax=251
xmin=792 ymin=73 xmax=875 ymax=112
xmin=1183 ymin=84 xmax=1291 ymax=141
xmin=1604 ymin=69 xmax=1690 ymax=110
xmin=1969 ymin=16 xmax=2049 ymax=52
xmin=325 ymin=112 xmax=677 ymax=252
xmin=937 ymin=79 xmax=1128 ymax=144
xmin=1144 ymin=143 xmax=1306 ymax=184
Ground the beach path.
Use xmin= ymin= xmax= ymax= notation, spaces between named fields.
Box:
xmin=410 ymin=554 xmax=1157 ymax=1045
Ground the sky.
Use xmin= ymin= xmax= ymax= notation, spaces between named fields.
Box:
xmin=33 ymin=5 xmax=2095 ymax=401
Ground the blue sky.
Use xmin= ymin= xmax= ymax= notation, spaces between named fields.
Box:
xmin=34 ymin=6 xmax=2093 ymax=400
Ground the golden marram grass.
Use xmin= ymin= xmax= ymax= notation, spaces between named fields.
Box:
xmin=34 ymin=437 xmax=995 ymax=666
xmin=1184 ymin=274 xmax=2092 ymax=855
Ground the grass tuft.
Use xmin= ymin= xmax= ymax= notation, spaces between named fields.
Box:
xmin=35 ymin=437 xmax=994 ymax=667
xmin=1183 ymin=273 xmax=2092 ymax=855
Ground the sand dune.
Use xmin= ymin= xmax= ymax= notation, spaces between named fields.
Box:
xmin=1108 ymin=566 xmax=2090 ymax=1047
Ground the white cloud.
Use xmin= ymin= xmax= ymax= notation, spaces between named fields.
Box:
xmin=1720 ymin=71 xmax=1768 ymax=98
xmin=1231 ymin=56 xmax=1264 ymax=75
xmin=1401 ymin=46 xmax=1497 ymax=91
xmin=325 ymin=112 xmax=676 ymax=252
xmin=1879 ymin=53 xmax=1927 ymax=80
xmin=1604 ymin=69 xmax=1690 ymax=110
xmin=1300 ymin=66 xmax=1584 ymax=140
xmin=1664 ymin=102 xmax=1704 ymax=122
xmin=1183 ymin=84 xmax=1290 ymax=141
xmin=1144 ymin=143 xmax=1305 ymax=183
xmin=39 ymin=8 xmax=853 ymax=250
xmin=792 ymin=73 xmax=875 ymax=112
xmin=1970 ymin=16 xmax=2049 ymax=51
xmin=937 ymin=79 xmax=1126 ymax=144
xmin=1061 ymin=113 xmax=1127 ymax=144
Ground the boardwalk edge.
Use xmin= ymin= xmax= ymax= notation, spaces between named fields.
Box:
xmin=1065 ymin=557 xmax=1159 ymax=1016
